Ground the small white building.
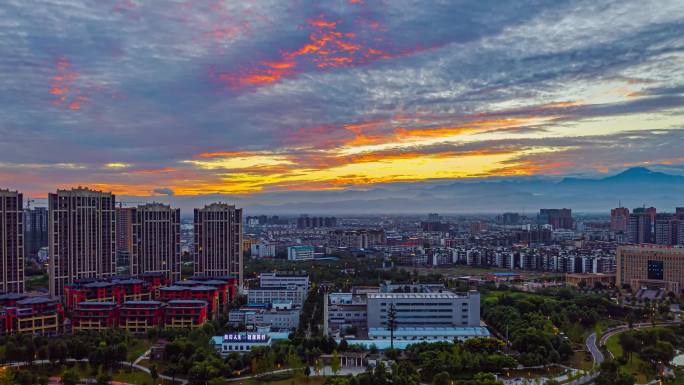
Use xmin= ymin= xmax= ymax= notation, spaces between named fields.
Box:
xmin=251 ymin=243 xmax=276 ymax=258
xmin=212 ymin=333 xmax=271 ymax=356
xmin=287 ymin=245 xmax=315 ymax=261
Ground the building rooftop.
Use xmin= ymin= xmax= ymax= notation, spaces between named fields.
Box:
xmin=17 ymin=296 xmax=56 ymax=305
xmin=189 ymin=285 xmax=219 ymax=292
xmin=368 ymin=327 xmax=490 ymax=337
xmin=168 ymin=300 xmax=208 ymax=305
xmin=0 ymin=293 xmax=27 ymax=301
xmin=122 ymin=300 xmax=162 ymax=305
xmin=367 ymin=292 xmax=462 ymax=299
xmin=76 ymin=301 xmax=118 ymax=307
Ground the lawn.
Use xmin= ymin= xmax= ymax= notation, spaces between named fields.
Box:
xmin=127 ymin=337 xmax=155 ymax=361
xmin=113 ymin=368 xmax=174 ymax=385
xmin=566 ymin=351 xmax=594 ymax=371
xmin=605 ymin=334 xmax=623 ymax=358
xmin=605 ymin=334 xmax=650 ymax=384
xmin=227 ymin=376 xmax=327 ymax=385
xmin=11 ymin=362 xmax=174 ymax=385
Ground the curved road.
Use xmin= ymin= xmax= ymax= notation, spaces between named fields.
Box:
xmin=586 ymin=321 xmax=681 ymax=365
xmin=586 ymin=332 xmax=605 ymax=365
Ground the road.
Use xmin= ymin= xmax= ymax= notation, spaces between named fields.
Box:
xmin=586 ymin=332 xmax=605 ymax=365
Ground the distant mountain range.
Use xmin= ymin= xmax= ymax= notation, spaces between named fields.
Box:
xmin=122 ymin=167 xmax=684 ymax=215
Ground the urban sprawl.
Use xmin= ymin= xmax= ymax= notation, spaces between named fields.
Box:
xmin=2 ymin=187 xmax=684 ymax=385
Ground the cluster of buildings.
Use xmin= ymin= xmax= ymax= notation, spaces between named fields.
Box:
xmin=0 ymin=187 xmax=245 ymax=336
xmin=296 ymin=215 xmax=338 ymax=229
xmin=228 ymin=272 xmax=309 ymax=332
xmin=0 ymin=273 xmax=239 ymax=335
xmin=245 ymin=227 xmax=387 ymax=261
xmin=450 ymin=245 xmax=616 ymax=274
xmin=68 ymin=274 xmax=237 ymax=333
xmin=0 ymin=187 xmax=244 ymax=295
xmin=611 ymin=206 xmax=684 ymax=245
xmin=324 ymin=282 xmax=488 ymax=349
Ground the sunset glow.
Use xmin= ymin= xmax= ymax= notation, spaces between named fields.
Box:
xmin=0 ymin=0 xmax=683 ymax=200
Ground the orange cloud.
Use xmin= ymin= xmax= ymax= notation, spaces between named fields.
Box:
xmin=213 ymin=13 xmax=428 ymax=88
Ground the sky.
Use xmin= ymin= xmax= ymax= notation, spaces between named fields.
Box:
xmin=1 ymin=0 xmax=684 ymax=202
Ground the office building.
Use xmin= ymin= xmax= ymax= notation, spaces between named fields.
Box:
xmin=115 ymin=207 xmax=134 ymax=268
xmin=131 ymin=203 xmax=181 ymax=282
xmin=287 ymin=245 xmax=315 ymax=261
xmin=0 ymin=189 xmax=24 ymax=293
xmin=212 ymin=333 xmax=272 ymax=356
xmin=324 ymin=287 xmax=488 ymax=348
xmin=164 ymin=300 xmax=209 ymax=329
xmin=259 ymin=272 xmax=310 ymax=291
xmin=628 ymin=207 xmax=657 ymax=244
xmin=63 ymin=277 xmax=151 ymax=310
xmin=48 ymin=188 xmax=116 ymax=298
xmin=297 ymin=215 xmax=337 ymax=229
xmin=71 ymin=301 xmax=120 ymax=332
xmin=616 ymin=245 xmax=684 ymax=295
xmin=228 ymin=303 xmax=300 ymax=331
xmin=538 ymin=209 xmax=573 ymax=230
xmin=0 ymin=294 xmax=63 ymax=335
xmin=247 ymin=286 xmax=307 ymax=307
xmin=193 ymin=203 xmax=243 ymax=286
xmin=327 ymin=229 xmax=386 ymax=248
xmin=610 ymin=207 xmax=630 ymax=233
xmin=158 ymin=284 xmax=221 ymax=320
xmin=119 ymin=300 xmax=164 ymax=333
xmin=366 ymin=291 xmax=481 ymax=328
xmin=250 ymin=242 xmax=276 ymax=258
xmin=655 ymin=214 xmax=678 ymax=245
xmin=502 ymin=212 xmax=520 ymax=226
xmin=325 ymin=292 xmax=368 ymax=335
xmin=24 ymin=207 xmax=48 ymax=258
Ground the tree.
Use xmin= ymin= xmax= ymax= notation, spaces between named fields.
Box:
xmin=473 ymin=372 xmax=503 ymax=385
xmin=596 ymin=360 xmax=635 ymax=385
xmin=392 ymin=361 xmax=420 ymax=385
xmin=285 ymin=350 xmax=304 ymax=382
xmin=618 ymin=333 xmax=639 ymax=363
xmin=13 ymin=369 xmax=34 ymax=385
xmin=166 ymin=364 xmax=179 ymax=385
xmin=48 ymin=340 xmax=68 ymax=365
xmin=60 ymin=368 xmax=80 ymax=385
xmin=95 ymin=372 xmax=112 ymax=385
xmin=331 ymin=350 xmax=341 ymax=375
xmin=150 ymin=365 xmax=159 ymax=382
xmin=432 ymin=371 xmax=450 ymax=385
xmin=387 ymin=304 xmax=397 ymax=350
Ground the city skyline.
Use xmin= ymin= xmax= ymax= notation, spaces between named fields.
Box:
xmin=1 ymin=0 xmax=683 ymax=200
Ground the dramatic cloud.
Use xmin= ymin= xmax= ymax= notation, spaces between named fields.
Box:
xmin=152 ymin=187 xmax=175 ymax=196
xmin=0 ymin=0 xmax=683 ymax=202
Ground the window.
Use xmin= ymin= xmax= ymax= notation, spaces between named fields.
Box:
xmin=648 ymin=260 xmax=664 ymax=280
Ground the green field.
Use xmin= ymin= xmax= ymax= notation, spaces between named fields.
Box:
xmin=605 ymin=334 xmax=649 ymax=384
xmin=227 ymin=376 xmax=327 ymax=385
xmin=8 ymin=363 xmax=174 ymax=385
xmin=127 ymin=338 xmax=154 ymax=361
